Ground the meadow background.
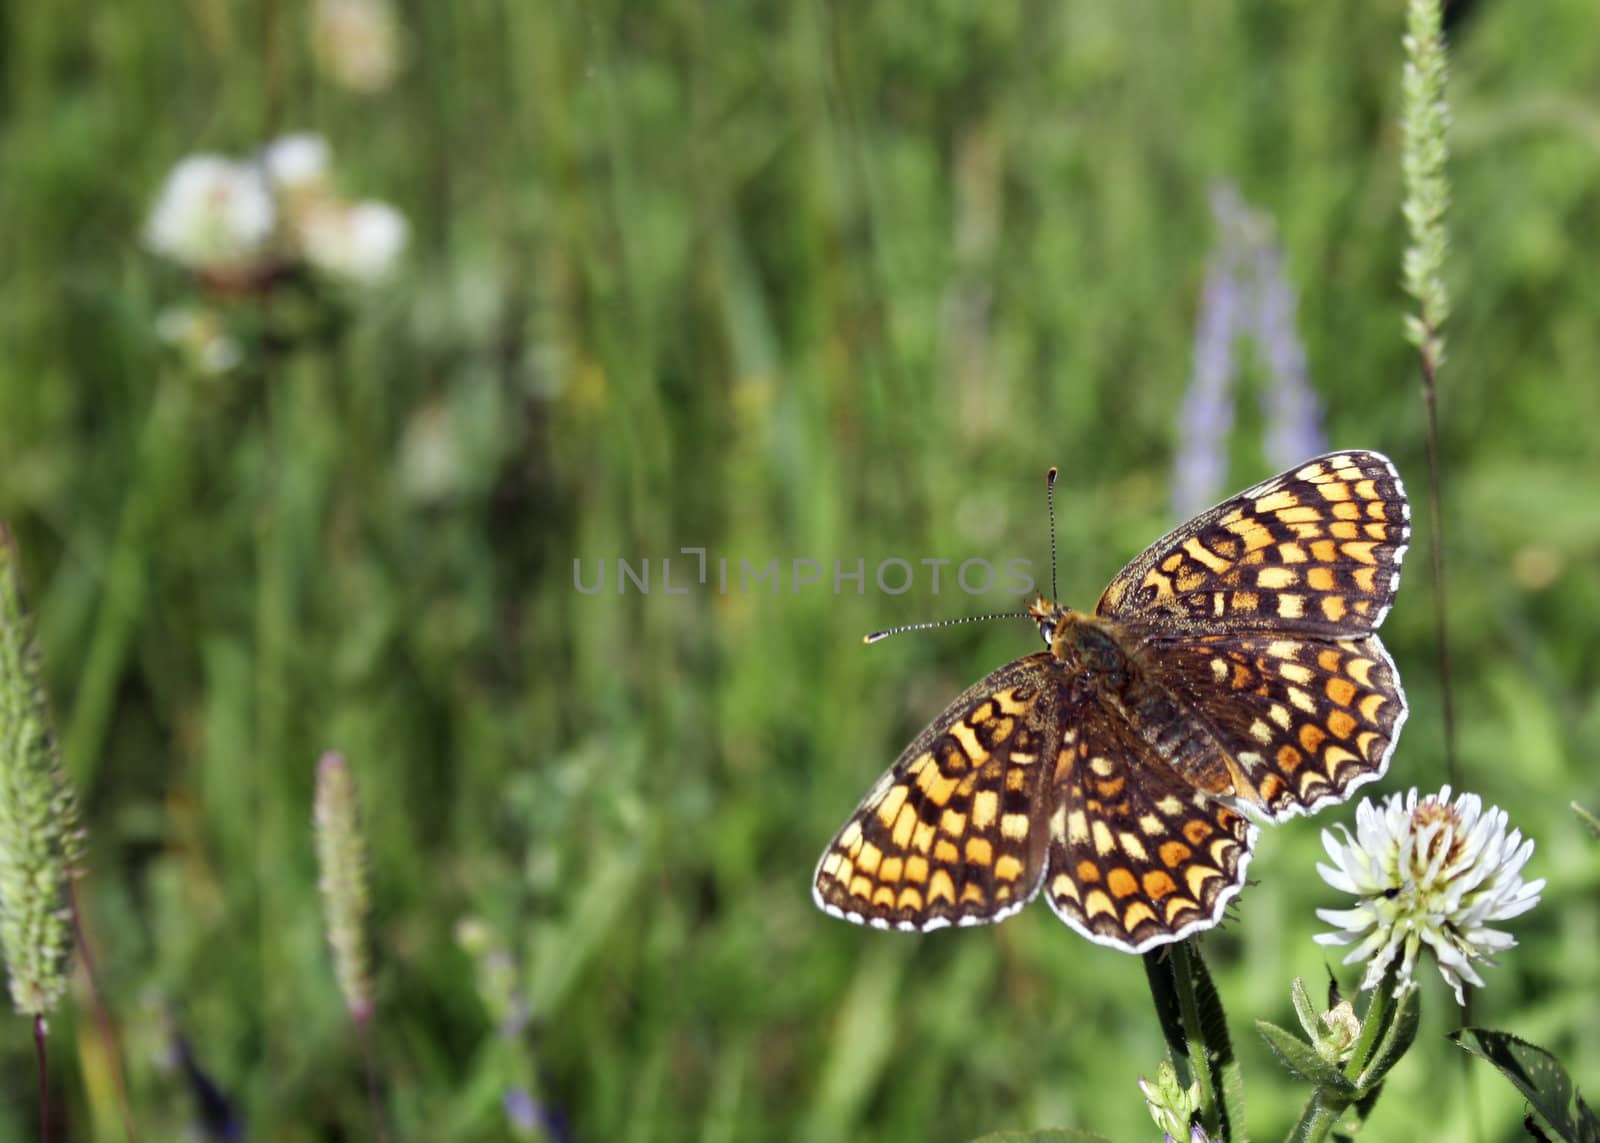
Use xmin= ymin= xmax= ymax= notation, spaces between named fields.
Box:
xmin=2 ymin=1 xmax=1598 ymax=1139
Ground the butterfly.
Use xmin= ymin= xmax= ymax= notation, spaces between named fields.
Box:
xmin=813 ymin=451 xmax=1409 ymax=953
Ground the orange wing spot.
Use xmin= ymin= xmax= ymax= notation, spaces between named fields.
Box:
xmin=1277 ymin=744 xmax=1303 ymax=772
xmin=1095 ymin=776 xmax=1127 ymax=799
xmin=964 ymin=836 xmax=993 ymax=866
xmin=1142 ymin=870 xmax=1178 ymax=900
xmin=1181 ymin=819 xmax=1215 ymax=845
xmin=891 ymin=804 xmax=917 ymax=849
xmin=1356 ymin=730 xmax=1383 ymax=759
xmin=1123 ymin=900 xmax=1158 ymax=932
xmin=1076 ymin=859 xmax=1102 ymax=884
xmin=1276 ymin=505 xmax=1324 ymax=525
xmin=1258 ymin=773 xmax=1285 ymax=802
xmin=1257 ymin=566 xmax=1299 ymax=589
xmin=1320 ymin=595 xmax=1348 ymax=623
xmin=1327 ymin=709 xmax=1357 ymax=740
xmin=1317 ymin=647 xmax=1344 ymax=673
xmin=1107 ymin=867 xmax=1139 ymax=898
xmin=879 ymin=856 xmax=904 ymax=883
xmin=912 ymin=821 xmax=937 ymax=855
xmin=1231 ymin=662 xmax=1255 ymax=690
xmin=967 ymin=701 xmax=993 ymax=724
xmin=1326 ymin=676 xmax=1357 ymax=707
xmin=949 ymin=721 xmax=984 ymax=760
xmin=1299 ymin=723 xmax=1328 ymax=754
xmin=1359 ymin=692 xmax=1388 ymax=724
xmin=1165 ymin=896 xmax=1199 ymax=924
xmin=1306 ymin=566 xmax=1336 ymax=592
xmin=1279 ymin=542 xmax=1309 ymax=563
xmin=995 ymin=854 xmax=1025 ymax=882
xmin=872 ymin=885 xmax=896 ymax=908
xmin=971 ymin=790 xmax=999 ymax=829
xmin=1159 ymin=840 xmax=1193 ymax=868
xmin=905 ymin=855 xmax=930 ymax=884
xmin=917 ymin=766 xmax=961 ymax=807
xmin=1324 ymin=744 xmax=1360 ymax=770
xmin=934 ymin=839 xmax=960 ymax=863
xmin=1332 ymin=500 xmax=1361 ymax=520
xmin=961 ymin=882 xmax=986 ymax=905
xmin=1084 ymin=889 xmax=1117 ymax=919
xmin=848 ymin=875 xmax=873 ymax=899
xmin=988 ymin=716 xmax=1015 ymax=743
xmin=857 ymin=843 xmax=883 ymax=875
xmin=1364 ymin=521 xmax=1390 ymax=540
xmin=1183 ymin=536 xmax=1232 ymax=573
xmin=1209 ymin=837 xmax=1237 ymax=867
xmin=1354 ymin=479 xmax=1378 ymax=500
xmin=1342 ymin=541 xmax=1380 ymax=565
xmin=1176 ymin=572 xmax=1207 ymax=592
xmin=993 ymin=688 xmax=1032 ymax=716
xmin=1310 ymin=539 xmax=1338 ymax=562
xmin=897 ymin=886 xmax=924 ymax=912
xmin=1051 ymin=872 xmax=1081 ymax=903
xmin=928 ymin=869 xmax=957 ymax=905
xmin=1233 ymin=590 xmax=1260 ymax=612
xmin=833 ymin=858 xmax=855 ymax=885
xmin=1350 ymin=566 xmax=1377 ymax=592
xmin=940 ymin=809 xmax=967 ymax=838
xmin=1161 ymin=552 xmax=1185 ymax=573
xmin=1319 ymin=481 xmax=1352 ymax=502
xmin=1255 ymin=490 xmax=1298 ymax=512
xmin=1003 ymin=813 xmax=1032 ymax=842
xmin=1366 ymin=499 xmax=1388 ymax=519
xmin=876 ymin=784 xmax=909 ymax=829
xmin=1183 ymin=864 xmax=1222 ymax=899
xmin=1329 ymin=520 xmax=1359 ymax=540
xmin=1005 ymin=767 xmax=1028 ymax=792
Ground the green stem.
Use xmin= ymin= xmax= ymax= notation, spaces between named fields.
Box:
xmin=1171 ymin=941 xmax=1222 ymax=1135
xmin=1285 ymin=1089 xmax=1346 ymax=1143
xmin=1344 ymin=964 xmax=1398 ymax=1087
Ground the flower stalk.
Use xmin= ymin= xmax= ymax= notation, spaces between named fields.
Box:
xmin=0 ymin=524 xmax=84 ymax=1021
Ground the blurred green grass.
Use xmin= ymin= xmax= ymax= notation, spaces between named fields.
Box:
xmin=2 ymin=1 xmax=1599 ymax=1139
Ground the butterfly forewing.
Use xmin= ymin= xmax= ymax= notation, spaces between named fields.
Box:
xmin=813 ymin=655 xmax=1058 ymax=930
xmin=1097 ymin=451 xmax=1409 ymax=637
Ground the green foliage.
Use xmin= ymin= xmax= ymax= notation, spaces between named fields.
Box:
xmin=1451 ymin=1029 xmax=1600 ymax=1143
xmin=0 ymin=0 xmax=1597 ymax=1139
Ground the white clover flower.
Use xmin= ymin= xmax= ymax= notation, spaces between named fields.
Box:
xmin=302 ymin=200 xmax=408 ymax=284
xmin=312 ymin=0 xmax=404 ymax=94
xmin=1314 ymin=786 xmax=1544 ymax=1004
xmin=263 ymin=133 xmax=333 ymax=193
xmin=143 ymin=156 xmax=276 ymax=273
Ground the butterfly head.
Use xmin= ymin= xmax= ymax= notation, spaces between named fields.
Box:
xmin=1027 ymin=595 xmax=1072 ymax=649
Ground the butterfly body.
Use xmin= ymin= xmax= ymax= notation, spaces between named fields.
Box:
xmin=814 ymin=451 xmax=1410 ymax=953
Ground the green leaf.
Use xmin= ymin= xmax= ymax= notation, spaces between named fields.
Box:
xmin=1257 ymin=1019 xmax=1357 ymax=1093
xmin=1451 ymin=1028 xmax=1600 ymax=1143
xmin=1356 ymin=984 xmax=1420 ymax=1089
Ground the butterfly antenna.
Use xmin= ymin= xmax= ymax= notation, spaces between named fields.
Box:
xmin=1046 ymin=466 xmax=1060 ymax=604
xmin=864 ymin=611 xmax=1033 ymax=646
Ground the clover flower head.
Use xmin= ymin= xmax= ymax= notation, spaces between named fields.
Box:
xmin=143 ymin=155 xmax=276 ymax=273
xmin=1314 ymin=786 xmax=1544 ymax=1004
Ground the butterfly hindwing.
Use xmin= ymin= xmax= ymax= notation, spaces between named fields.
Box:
xmin=1148 ymin=632 xmax=1407 ymax=821
xmin=1043 ymin=703 xmax=1258 ymax=953
xmin=1097 ymin=451 xmax=1409 ymax=637
xmin=813 ymin=654 xmax=1058 ymax=931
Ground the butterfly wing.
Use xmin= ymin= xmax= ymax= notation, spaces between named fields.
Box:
xmin=1149 ymin=633 xmax=1406 ymax=821
xmin=1043 ymin=695 xmax=1258 ymax=953
xmin=1097 ymin=451 xmax=1409 ymax=637
xmin=814 ymin=654 xmax=1059 ymax=931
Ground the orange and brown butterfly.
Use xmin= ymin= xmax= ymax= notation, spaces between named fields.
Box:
xmin=813 ymin=451 xmax=1410 ymax=953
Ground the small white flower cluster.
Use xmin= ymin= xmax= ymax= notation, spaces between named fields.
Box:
xmin=312 ymin=0 xmax=404 ymax=94
xmin=143 ymin=133 xmax=407 ymax=287
xmin=1315 ymin=786 xmax=1544 ymax=1005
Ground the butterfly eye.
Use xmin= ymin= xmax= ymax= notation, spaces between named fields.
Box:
xmin=1038 ymin=621 xmax=1056 ymax=647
